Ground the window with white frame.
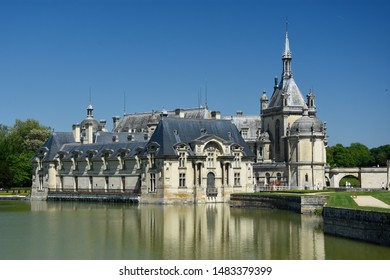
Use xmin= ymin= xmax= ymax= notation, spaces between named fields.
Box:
xmin=233 ymin=152 xmax=241 ymax=168
xmin=241 ymin=128 xmax=249 ymax=139
xmin=207 ymin=152 xmax=215 ymax=168
xmin=234 ymin=172 xmax=241 ymax=186
xmin=179 ymin=173 xmax=186 ymax=188
xmin=179 ymin=152 xmax=186 ymax=168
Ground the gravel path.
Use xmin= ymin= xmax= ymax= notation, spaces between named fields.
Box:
xmin=353 ymin=195 xmax=390 ymax=209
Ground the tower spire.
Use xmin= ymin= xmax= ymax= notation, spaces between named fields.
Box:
xmin=282 ymin=20 xmax=292 ymax=79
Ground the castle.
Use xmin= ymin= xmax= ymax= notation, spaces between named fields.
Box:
xmin=31 ymin=30 xmax=329 ymax=203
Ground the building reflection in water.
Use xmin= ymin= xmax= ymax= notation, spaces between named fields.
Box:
xmin=28 ymin=201 xmax=326 ymax=260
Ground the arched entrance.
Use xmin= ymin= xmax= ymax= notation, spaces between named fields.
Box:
xmin=206 ymin=172 xmax=217 ymax=197
xmin=339 ymin=175 xmax=361 ymax=188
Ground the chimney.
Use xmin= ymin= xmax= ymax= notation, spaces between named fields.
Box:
xmin=87 ymin=122 xmax=94 ymax=144
xmin=99 ymin=119 xmax=107 ymax=132
xmin=211 ymin=111 xmax=221 ymax=119
xmin=175 ymin=108 xmax=185 ymax=118
xmin=72 ymin=124 xmax=81 ymax=143
xmin=112 ymin=116 xmax=120 ymax=130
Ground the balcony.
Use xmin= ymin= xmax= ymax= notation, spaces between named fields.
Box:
xmin=206 ymin=188 xmax=218 ymax=197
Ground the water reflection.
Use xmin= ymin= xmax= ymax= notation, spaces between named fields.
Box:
xmin=0 ymin=201 xmax=389 ymax=259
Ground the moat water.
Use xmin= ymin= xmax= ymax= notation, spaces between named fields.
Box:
xmin=0 ymin=200 xmax=389 ymax=260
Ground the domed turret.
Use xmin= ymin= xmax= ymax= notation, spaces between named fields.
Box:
xmin=290 ymin=109 xmax=324 ymax=135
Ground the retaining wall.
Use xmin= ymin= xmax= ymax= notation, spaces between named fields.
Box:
xmin=47 ymin=192 xmax=139 ymax=203
xmin=323 ymin=207 xmax=390 ymax=246
xmin=230 ymin=194 xmax=327 ymax=214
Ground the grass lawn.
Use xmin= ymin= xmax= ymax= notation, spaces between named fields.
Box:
xmin=0 ymin=188 xmax=30 ymax=196
xmin=323 ymin=191 xmax=390 ymax=213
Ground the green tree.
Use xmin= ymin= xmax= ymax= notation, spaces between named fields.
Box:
xmin=349 ymin=142 xmax=374 ymax=167
xmin=327 ymin=144 xmax=357 ymax=167
xmin=0 ymin=119 xmax=51 ymax=189
xmin=370 ymin=145 xmax=390 ymax=166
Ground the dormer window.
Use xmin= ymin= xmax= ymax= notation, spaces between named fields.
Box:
xmin=102 ymin=149 xmax=113 ymax=170
xmin=118 ymin=148 xmax=130 ymax=170
xmin=146 ymin=142 xmax=160 ymax=169
xmin=241 ymin=128 xmax=249 ymax=139
xmin=71 ymin=150 xmax=82 ymax=171
xmin=86 ymin=150 xmax=97 ymax=171
xmin=56 ymin=151 xmax=68 ymax=170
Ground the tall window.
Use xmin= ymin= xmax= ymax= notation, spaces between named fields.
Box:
xmin=60 ymin=176 xmax=63 ymax=191
xmin=150 ymin=173 xmax=156 ymax=192
xmin=89 ymin=176 xmax=93 ymax=190
xmin=103 ymin=153 xmax=109 ymax=170
xmin=121 ymin=176 xmax=126 ymax=191
xmin=150 ymin=153 xmax=156 ymax=169
xmin=179 ymin=152 xmax=186 ymax=168
xmin=207 ymin=152 xmax=215 ymax=168
xmin=105 ymin=176 xmax=109 ymax=191
xmin=234 ymin=172 xmax=241 ymax=186
xmin=120 ymin=152 xmax=126 ymax=170
xmin=179 ymin=173 xmax=186 ymax=188
xmin=233 ymin=152 xmax=241 ymax=168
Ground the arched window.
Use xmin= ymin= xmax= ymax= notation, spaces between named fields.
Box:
xmin=275 ymin=119 xmax=281 ymax=154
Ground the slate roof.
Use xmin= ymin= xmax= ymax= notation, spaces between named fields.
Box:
xmin=58 ymin=141 xmax=147 ymax=160
xmin=113 ymin=107 xmax=211 ymax=132
xmin=37 ymin=131 xmax=148 ymax=161
xmin=224 ymin=114 xmax=261 ymax=140
xmin=39 ymin=132 xmax=75 ymax=161
xmin=148 ymin=118 xmax=255 ymax=158
xmin=268 ymin=77 xmax=307 ymax=109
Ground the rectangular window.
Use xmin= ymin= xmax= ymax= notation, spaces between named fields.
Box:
xmin=234 ymin=172 xmax=241 ymax=186
xmin=179 ymin=173 xmax=186 ymax=188
xmin=105 ymin=176 xmax=109 ymax=191
xmin=207 ymin=152 xmax=214 ymax=168
xmin=233 ymin=152 xmax=241 ymax=168
xmin=150 ymin=173 xmax=156 ymax=192
xmin=89 ymin=176 xmax=93 ymax=190
xmin=121 ymin=176 xmax=126 ymax=191
xmin=150 ymin=153 xmax=156 ymax=168
xmin=179 ymin=152 xmax=186 ymax=168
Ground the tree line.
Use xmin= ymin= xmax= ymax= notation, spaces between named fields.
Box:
xmin=0 ymin=119 xmax=51 ymax=189
xmin=0 ymin=118 xmax=389 ymax=188
xmin=326 ymin=142 xmax=390 ymax=168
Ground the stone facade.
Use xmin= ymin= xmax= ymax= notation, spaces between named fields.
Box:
xmin=32 ymin=107 xmax=255 ymax=204
xmin=248 ymin=31 xmax=327 ymax=190
xmin=139 ymin=118 xmax=255 ymax=204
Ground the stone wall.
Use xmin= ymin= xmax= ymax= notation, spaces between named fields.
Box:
xmin=230 ymin=194 xmax=327 ymax=214
xmin=323 ymin=207 xmax=390 ymax=246
xmin=47 ymin=191 xmax=139 ymax=203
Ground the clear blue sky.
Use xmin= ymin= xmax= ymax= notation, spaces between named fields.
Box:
xmin=1 ymin=0 xmax=389 ymax=148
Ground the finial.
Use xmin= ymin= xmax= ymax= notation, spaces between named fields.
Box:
xmin=89 ymin=86 xmax=92 ymax=105
xmin=285 ymin=17 xmax=288 ymax=34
